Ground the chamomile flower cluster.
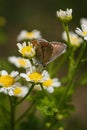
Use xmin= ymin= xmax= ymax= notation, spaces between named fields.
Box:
xmin=20 ymin=66 xmax=61 ymax=93
xmin=1 ymin=8 xmax=87 ymax=130
xmin=0 ymin=28 xmax=61 ymax=97
xmin=16 ymin=39 xmax=61 ymax=93
xmin=0 ymin=70 xmax=29 ymax=97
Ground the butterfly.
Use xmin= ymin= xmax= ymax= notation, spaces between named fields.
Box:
xmin=31 ymin=39 xmax=67 ymax=66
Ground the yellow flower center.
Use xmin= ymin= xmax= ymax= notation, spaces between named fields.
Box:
xmin=70 ymin=36 xmax=80 ymax=46
xmin=28 ymin=72 xmax=42 ymax=83
xmin=82 ymin=31 xmax=87 ymax=35
xmin=0 ymin=75 xmax=15 ymax=87
xmin=18 ymin=59 xmax=26 ymax=67
xmin=26 ymin=32 xmax=35 ymax=38
xmin=43 ymin=79 xmax=53 ymax=87
xmin=14 ymin=87 xmax=22 ymax=95
xmin=21 ymin=46 xmax=32 ymax=56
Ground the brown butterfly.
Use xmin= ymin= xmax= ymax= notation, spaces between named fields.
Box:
xmin=31 ymin=39 xmax=67 ymax=66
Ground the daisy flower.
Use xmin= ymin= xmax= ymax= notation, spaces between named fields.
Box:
xmin=8 ymin=56 xmax=32 ymax=68
xmin=17 ymin=42 xmax=36 ymax=58
xmin=34 ymin=77 xmax=61 ymax=93
xmin=0 ymin=70 xmax=19 ymax=96
xmin=42 ymin=78 xmax=61 ymax=93
xmin=62 ymin=31 xmax=83 ymax=47
xmin=75 ymin=24 xmax=87 ymax=40
xmin=17 ymin=29 xmax=42 ymax=41
xmin=56 ymin=8 xmax=72 ymax=22
xmin=20 ymin=66 xmax=49 ymax=83
xmin=13 ymin=83 xmax=29 ymax=97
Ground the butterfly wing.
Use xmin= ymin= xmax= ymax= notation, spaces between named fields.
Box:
xmin=46 ymin=42 xmax=67 ymax=64
xmin=31 ymin=39 xmax=67 ymax=65
xmin=31 ymin=39 xmax=53 ymax=64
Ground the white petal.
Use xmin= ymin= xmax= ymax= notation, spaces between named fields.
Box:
xmin=23 ymin=42 xmax=27 ymax=47
xmin=75 ymin=28 xmax=83 ymax=36
xmin=17 ymin=30 xmax=27 ymax=41
xmin=8 ymin=56 xmax=17 ymax=63
xmin=42 ymin=70 xmax=50 ymax=81
xmin=19 ymin=87 xmax=29 ymax=97
xmin=46 ymin=87 xmax=54 ymax=93
xmin=0 ymin=88 xmax=7 ymax=94
xmin=32 ymin=30 xmax=42 ymax=39
xmin=8 ymin=56 xmax=20 ymax=67
xmin=17 ymin=43 xmax=23 ymax=50
xmin=1 ymin=70 xmax=8 ymax=75
xmin=84 ymin=36 xmax=87 ymax=40
xmin=8 ymin=90 xmax=14 ymax=96
xmin=20 ymin=73 xmax=30 ymax=81
xmin=81 ymin=24 xmax=87 ymax=31
xmin=80 ymin=18 xmax=87 ymax=25
xmin=10 ymin=71 xmax=19 ymax=77
xmin=52 ymin=78 xmax=61 ymax=87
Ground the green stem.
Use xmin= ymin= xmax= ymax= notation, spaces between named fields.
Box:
xmin=68 ymin=48 xmax=75 ymax=80
xmin=40 ymin=84 xmax=51 ymax=101
xmin=62 ymin=22 xmax=71 ymax=47
xmin=62 ymin=21 xmax=74 ymax=80
xmin=8 ymin=96 xmax=15 ymax=130
xmin=75 ymin=42 xmax=86 ymax=67
xmin=15 ymin=83 xmax=35 ymax=106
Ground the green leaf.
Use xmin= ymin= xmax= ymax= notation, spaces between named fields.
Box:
xmin=36 ymin=96 xmax=58 ymax=115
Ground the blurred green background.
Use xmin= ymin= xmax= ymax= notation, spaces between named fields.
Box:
xmin=0 ymin=0 xmax=87 ymax=129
